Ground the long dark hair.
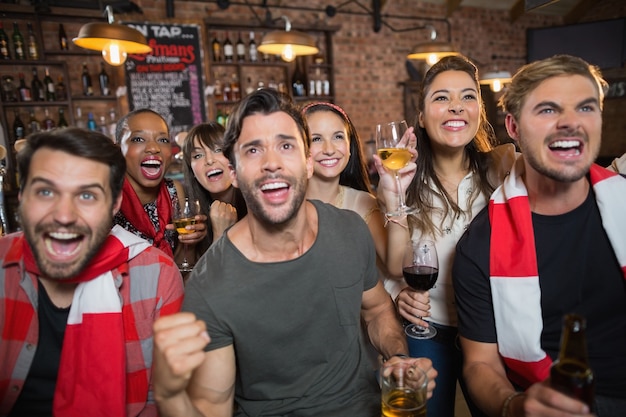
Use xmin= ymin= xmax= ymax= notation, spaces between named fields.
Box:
xmin=407 ymin=55 xmax=497 ymax=237
xmin=182 ymin=122 xmax=247 ymax=251
xmin=302 ymin=102 xmax=372 ymax=193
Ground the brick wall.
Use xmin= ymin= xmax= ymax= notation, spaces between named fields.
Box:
xmin=128 ymin=0 xmax=624 ymax=155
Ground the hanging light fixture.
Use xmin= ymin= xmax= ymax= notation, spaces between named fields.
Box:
xmin=73 ymin=5 xmax=152 ymax=66
xmin=407 ymin=25 xmax=459 ymax=65
xmin=257 ymin=16 xmax=319 ymax=63
xmin=480 ymin=70 xmax=512 ymax=93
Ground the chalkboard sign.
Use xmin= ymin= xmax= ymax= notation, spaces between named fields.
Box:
xmin=124 ymin=22 xmax=206 ymax=136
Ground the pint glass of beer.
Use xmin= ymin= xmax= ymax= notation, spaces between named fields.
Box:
xmin=381 ymin=361 xmax=428 ymax=417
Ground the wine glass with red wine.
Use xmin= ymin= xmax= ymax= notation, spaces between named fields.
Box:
xmin=403 ymin=239 xmax=439 ymax=339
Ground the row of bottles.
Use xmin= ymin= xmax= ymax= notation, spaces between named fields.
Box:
xmin=212 ymin=31 xmax=262 ymax=63
xmin=82 ymin=62 xmax=110 ymax=96
xmin=0 ymin=21 xmax=69 ymax=60
xmin=213 ymin=72 xmax=292 ymax=102
xmin=0 ymin=67 xmax=65 ymax=102
xmin=11 ymin=107 xmax=69 ymax=143
xmin=0 ymin=21 xmax=38 ymax=61
xmin=11 ymin=106 xmax=118 ymax=143
xmin=0 ymin=62 xmax=111 ymax=102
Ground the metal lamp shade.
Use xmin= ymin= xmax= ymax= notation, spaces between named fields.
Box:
xmin=479 ymin=70 xmax=512 ymax=92
xmin=73 ymin=22 xmax=152 ymax=54
xmin=257 ymin=30 xmax=319 ymax=56
xmin=407 ymin=41 xmax=459 ymax=63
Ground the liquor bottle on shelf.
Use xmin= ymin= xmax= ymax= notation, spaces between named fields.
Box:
xmin=248 ymin=32 xmax=257 ymax=62
xmin=213 ymin=78 xmax=223 ymax=101
xmin=222 ymin=77 xmax=232 ymax=102
xmin=31 ymin=67 xmax=45 ymax=102
xmin=98 ymin=62 xmax=110 ymax=96
xmin=57 ymin=108 xmax=69 ymax=128
xmin=216 ymin=107 xmax=226 ymax=126
xmin=99 ymin=115 xmax=109 ymax=136
xmin=236 ymin=32 xmax=245 ymax=62
xmin=12 ymin=110 xmax=25 ymax=144
xmin=55 ymin=75 xmax=67 ymax=101
xmin=291 ymin=57 xmax=307 ymax=97
xmin=230 ymin=73 xmax=240 ymax=102
xmin=245 ymin=76 xmax=254 ymax=96
xmin=81 ymin=62 xmax=94 ymax=96
xmin=58 ymin=23 xmax=68 ymax=51
xmin=107 ymin=108 xmax=117 ymax=139
xmin=26 ymin=22 xmax=38 ymax=60
xmin=11 ymin=22 xmax=25 ymax=60
xmin=223 ymin=32 xmax=233 ymax=63
xmin=75 ymin=106 xmax=86 ymax=129
xmin=268 ymin=77 xmax=278 ymax=91
xmin=550 ymin=314 xmax=594 ymax=408
xmin=211 ymin=32 xmax=222 ymax=62
xmin=28 ymin=110 xmax=40 ymax=134
xmin=17 ymin=73 xmax=32 ymax=102
xmin=86 ymin=112 xmax=97 ymax=131
xmin=0 ymin=22 xmax=10 ymax=60
xmin=43 ymin=67 xmax=56 ymax=101
xmin=43 ymin=108 xmax=56 ymax=131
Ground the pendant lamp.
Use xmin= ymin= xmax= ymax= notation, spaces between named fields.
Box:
xmin=73 ymin=5 xmax=152 ymax=66
xmin=257 ymin=16 xmax=319 ymax=63
xmin=407 ymin=26 xmax=458 ymax=65
xmin=479 ymin=70 xmax=512 ymax=93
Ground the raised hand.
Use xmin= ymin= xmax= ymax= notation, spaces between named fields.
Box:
xmin=153 ymin=312 xmax=210 ymax=401
xmin=210 ymin=200 xmax=238 ymax=242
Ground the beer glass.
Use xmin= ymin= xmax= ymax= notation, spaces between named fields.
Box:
xmin=172 ymin=197 xmax=200 ymax=272
xmin=376 ymin=120 xmax=417 ymax=217
xmin=381 ymin=360 xmax=428 ymax=417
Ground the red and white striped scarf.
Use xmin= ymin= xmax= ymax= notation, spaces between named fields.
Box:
xmin=488 ymin=155 xmax=626 ymax=389
xmin=23 ymin=225 xmax=151 ymax=417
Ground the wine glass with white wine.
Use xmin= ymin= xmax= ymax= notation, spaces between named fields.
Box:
xmin=172 ymin=197 xmax=200 ymax=273
xmin=376 ymin=120 xmax=417 ymax=217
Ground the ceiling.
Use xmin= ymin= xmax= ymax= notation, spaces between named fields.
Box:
xmin=402 ymin=0 xmax=601 ymax=23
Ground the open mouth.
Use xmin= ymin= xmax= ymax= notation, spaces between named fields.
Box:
xmin=206 ymin=168 xmax=224 ymax=180
xmin=260 ymin=181 xmax=289 ymax=197
xmin=141 ymin=159 xmax=163 ymax=179
xmin=548 ymin=139 xmax=583 ymax=157
xmin=44 ymin=231 xmax=83 ymax=259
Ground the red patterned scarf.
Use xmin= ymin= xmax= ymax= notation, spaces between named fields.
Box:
xmin=23 ymin=225 xmax=151 ymax=417
xmin=488 ymin=155 xmax=626 ymax=389
xmin=119 ymin=177 xmax=174 ymax=258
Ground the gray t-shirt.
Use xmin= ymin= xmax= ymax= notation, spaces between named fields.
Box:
xmin=184 ymin=200 xmax=380 ymax=417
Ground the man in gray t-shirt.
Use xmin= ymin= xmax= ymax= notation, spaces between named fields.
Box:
xmin=152 ymin=89 xmax=436 ymax=417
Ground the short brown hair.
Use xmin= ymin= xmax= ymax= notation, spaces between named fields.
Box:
xmin=499 ymin=54 xmax=608 ymax=121
xmin=222 ymin=89 xmax=309 ymax=168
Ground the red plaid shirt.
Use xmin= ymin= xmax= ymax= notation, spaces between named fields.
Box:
xmin=0 ymin=232 xmax=184 ymax=416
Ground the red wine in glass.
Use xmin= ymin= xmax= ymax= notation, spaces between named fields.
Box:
xmin=403 ymin=265 xmax=438 ymax=291
xmin=403 ymin=239 xmax=438 ymax=340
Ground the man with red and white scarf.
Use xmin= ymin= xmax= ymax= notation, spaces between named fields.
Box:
xmin=453 ymin=55 xmax=626 ymax=417
xmin=0 ymin=128 xmax=184 ymax=417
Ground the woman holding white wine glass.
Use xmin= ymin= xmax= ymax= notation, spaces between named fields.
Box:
xmin=374 ymin=55 xmax=515 ymax=417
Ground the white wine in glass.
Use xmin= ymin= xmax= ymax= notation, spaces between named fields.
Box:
xmin=172 ymin=198 xmax=200 ymax=273
xmin=376 ymin=120 xmax=417 ymax=217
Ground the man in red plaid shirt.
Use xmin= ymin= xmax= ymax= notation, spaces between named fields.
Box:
xmin=0 ymin=128 xmax=184 ymax=417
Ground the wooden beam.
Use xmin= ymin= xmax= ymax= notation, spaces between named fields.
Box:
xmin=446 ymin=0 xmax=463 ymax=17
xmin=564 ymin=0 xmax=601 ymax=24
xmin=509 ymin=0 xmax=526 ymax=23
